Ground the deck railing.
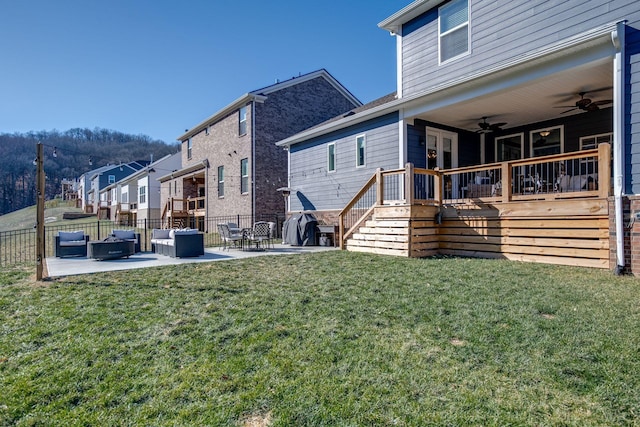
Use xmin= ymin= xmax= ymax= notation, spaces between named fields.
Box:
xmin=338 ymin=143 xmax=611 ymax=248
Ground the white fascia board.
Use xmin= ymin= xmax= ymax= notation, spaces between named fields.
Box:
xmin=378 ymin=0 xmax=443 ymax=34
xmin=278 ymin=21 xmax=619 ymax=148
xmin=176 ymin=94 xmax=266 ymax=141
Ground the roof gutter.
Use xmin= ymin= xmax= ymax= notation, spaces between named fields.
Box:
xmin=177 ymin=94 xmax=267 ymax=141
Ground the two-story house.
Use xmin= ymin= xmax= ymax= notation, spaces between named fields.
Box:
xmin=90 ymin=161 xmax=149 ymax=219
xmin=277 ymin=0 xmax=640 ymax=274
xmin=100 ymin=153 xmax=181 ymax=226
xmin=159 ymin=69 xmax=361 ymax=230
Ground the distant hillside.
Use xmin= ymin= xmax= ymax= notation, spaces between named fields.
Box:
xmin=0 ymin=128 xmax=179 ymax=215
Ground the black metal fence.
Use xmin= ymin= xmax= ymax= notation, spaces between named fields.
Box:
xmin=0 ymin=213 xmax=285 ymax=267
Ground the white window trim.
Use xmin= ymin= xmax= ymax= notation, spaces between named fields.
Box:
xmin=240 ymin=158 xmax=249 ymax=194
xmin=529 ymin=125 xmax=564 ymax=157
xmin=580 ymin=132 xmax=613 ymax=150
xmin=356 ymin=134 xmax=366 ymax=168
xmin=327 ymin=142 xmax=336 ymax=173
xmin=495 ymin=132 xmax=524 ymax=162
xmin=438 ymin=0 xmax=470 ymax=65
xmin=218 ymin=166 xmax=224 ymax=198
xmin=187 ymin=138 xmax=192 ymax=159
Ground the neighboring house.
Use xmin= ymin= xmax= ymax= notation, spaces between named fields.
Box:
xmin=100 ymin=153 xmax=181 ymax=226
xmin=91 ymin=161 xmax=150 ymax=219
xmin=77 ymin=165 xmax=113 ymax=213
xmin=159 ymin=69 xmax=361 ymax=230
xmin=277 ymin=0 xmax=640 ymax=274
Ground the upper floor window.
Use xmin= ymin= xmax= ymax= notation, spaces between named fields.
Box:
xmin=187 ymin=138 xmax=192 ymax=159
xmin=328 ymin=143 xmax=336 ymax=173
xmin=356 ymin=135 xmax=366 ymax=167
xmin=439 ymin=0 xmax=469 ymax=64
xmin=139 ymin=186 xmax=146 ymax=204
xmin=240 ymin=158 xmax=249 ymax=194
xmin=218 ymin=166 xmax=224 ymax=197
xmin=239 ymin=106 xmax=247 ymax=136
xmin=580 ymin=133 xmax=612 ymax=151
xmin=108 ymin=175 xmax=115 ymax=184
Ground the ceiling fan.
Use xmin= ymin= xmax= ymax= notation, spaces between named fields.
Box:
xmin=555 ymin=91 xmax=612 ymax=114
xmin=475 ymin=117 xmax=507 ymax=134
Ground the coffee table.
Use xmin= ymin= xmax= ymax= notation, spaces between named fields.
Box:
xmin=88 ymin=240 xmax=135 ymax=260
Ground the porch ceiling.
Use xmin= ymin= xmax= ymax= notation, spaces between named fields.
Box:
xmin=412 ymin=59 xmax=613 ymax=133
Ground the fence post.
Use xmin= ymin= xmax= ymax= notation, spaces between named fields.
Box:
xmin=144 ymin=218 xmax=148 ymax=252
xmin=97 ymin=219 xmax=101 ymax=240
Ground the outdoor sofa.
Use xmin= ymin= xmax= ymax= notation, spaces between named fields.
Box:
xmin=55 ymin=230 xmax=89 ymax=257
xmin=111 ymin=229 xmax=141 ymax=253
xmin=150 ymin=228 xmax=204 ymax=258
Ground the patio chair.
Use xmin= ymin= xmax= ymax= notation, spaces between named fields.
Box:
xmin=55 ymin=230 xmax=89 ymax=257
xmin=245 ymin=221 xmax=271 ymax=250
xmin=218 ymin=223 xmax=243 ymax=250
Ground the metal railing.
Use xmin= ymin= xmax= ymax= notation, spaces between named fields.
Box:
xmin=0 ymin=213 xmax=285 ymax=268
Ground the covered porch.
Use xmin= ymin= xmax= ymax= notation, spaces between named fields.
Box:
xmin=339 ymin=144 xmax=613 ymax=269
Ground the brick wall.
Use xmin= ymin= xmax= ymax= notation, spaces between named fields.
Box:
xmin=609 ymin=195 xmax=639 ymax=275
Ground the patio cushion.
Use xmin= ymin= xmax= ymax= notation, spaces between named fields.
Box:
xmin=174 ymin=228 xmax=198 ymax=235
xmin=152 ymin=229 xmax=170 ymax=240
xmin=113 ymin=229 xmax=136 ymax=240
xmin=58 ymin=231 xmax=85 ymax=242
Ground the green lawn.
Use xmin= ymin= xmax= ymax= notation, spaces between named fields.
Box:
xmin=1 ymin=253 xmax=639 ymax=426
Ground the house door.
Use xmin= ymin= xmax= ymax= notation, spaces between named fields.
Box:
xmin=426 ymin=128 xmax=458 ymax=198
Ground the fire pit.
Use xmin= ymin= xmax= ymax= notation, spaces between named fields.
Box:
xmin=88 ymin=237 xmax=135 ymax=260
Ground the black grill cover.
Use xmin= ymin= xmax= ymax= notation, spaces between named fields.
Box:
xmin=283 ymin=213 xmax=317 ymax=246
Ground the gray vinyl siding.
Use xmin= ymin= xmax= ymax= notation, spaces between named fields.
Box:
xmin=401 ymin=0 xmax=640 ymax=195
xmin=401 ymin=0 xmax=638 ymax=97
xmin=629 ymin=24 xmax=640 ymax=194
xmin=289 ymin=113 xmax=399 ymax=212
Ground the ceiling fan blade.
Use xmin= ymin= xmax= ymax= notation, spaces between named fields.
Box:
xmin=492 ymin=122 xmax=507 ymax=127
xmin=586 ymin=103 xmax=600 ymax=112
xmin=560 ymin=107 xmax=578 ymax=114
xmin=592 ymin=99 xmax=613 ymax=106
xmin=576 ymin=98 xmax=592 ymax=108
xmin=554 ymin=105 xmax=577 ymax=108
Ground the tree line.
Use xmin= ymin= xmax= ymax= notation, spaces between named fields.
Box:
xmin=0 ymin=128 xmax=178 ymax=216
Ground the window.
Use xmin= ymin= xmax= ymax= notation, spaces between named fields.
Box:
xmin=108 ymin=175 xmax=115 ymax=184
xmin=239 ymin=106 xmax=247 ymax=135
xmin=439 ymin=0 xmax=469 ymax=63
xmin=495 ymin=133 xmax=524 ymax=162
xmin=187 ymin=138 xmax=192 ymax=159
xmin=240 ymin=158 xmax=249 ymax=194
xmin=205 ymin=126 xmax=209 ymax=136
xmin=580 ymin=133 xmax=612 ymax=150
xmin=122 ymin=191 xmax=128 ymax=204
xmin=139 ymin=186 xmax=146 ymax=204
xmin=356 ymin=135 xmax=366 ymax=167
xmin=218 ymin=166 xmax=224 ymax=197
xmin=328 ymin=143 xmax=336 ymax=172
xmin=530 ymin=126 xmax=563 ymax=157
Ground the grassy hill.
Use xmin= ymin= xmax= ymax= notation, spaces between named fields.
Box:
xmin=0 ymin=200 xmax=85 ymax=232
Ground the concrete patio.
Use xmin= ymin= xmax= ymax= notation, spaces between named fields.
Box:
xmin=46 ymin=244 xmax=336 ymax=278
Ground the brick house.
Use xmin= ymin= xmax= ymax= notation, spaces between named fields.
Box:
xmin=159 ymin=69 xmax=361 ymax=230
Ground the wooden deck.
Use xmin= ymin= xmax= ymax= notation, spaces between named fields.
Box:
xmin=340 ymin=144 xmax=612 ymax=269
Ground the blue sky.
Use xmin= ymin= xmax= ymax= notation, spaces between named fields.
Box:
xmin=0 ymin=0 xmax=409 ymax=144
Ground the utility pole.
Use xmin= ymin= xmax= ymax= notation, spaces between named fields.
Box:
xmin=36 ymin=142 xmax=45 ymax=280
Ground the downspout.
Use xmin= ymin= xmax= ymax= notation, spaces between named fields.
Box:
xmin=251 ymin=100 xmax=256 ymax=223
xmin=612 ymin=22 xmax=626 ymax=275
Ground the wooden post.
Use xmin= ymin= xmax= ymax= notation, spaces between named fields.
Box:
xmin=405 ymin=163 xmax=414 ymax=205
xmin=502 ymin=161 xmax=512 ymax=203
xmin=339 ymin=214 xmax=345 ymax=250
xmin=376 ymin=168 xmax=384 ymax=205
xmin=598 ymin=142 xmax=611 ymax=198
xmin=433 ymin=167 xmax=442 ymax=204
xmin=36 ymin=142 xmax=45 ymax=281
